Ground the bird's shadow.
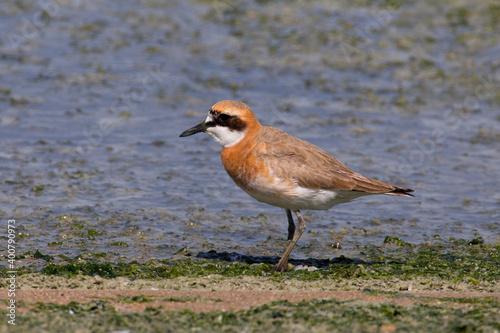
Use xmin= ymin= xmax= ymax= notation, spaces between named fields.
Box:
xmin=195 ymin=250 xmax=395 ymax=269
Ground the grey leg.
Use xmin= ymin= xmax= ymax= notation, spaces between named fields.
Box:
xmin=272 ymin=210 xmax=306 ymax=272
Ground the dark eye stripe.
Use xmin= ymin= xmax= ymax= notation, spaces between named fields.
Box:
xmin=209 ymin=109 xmax=247 ymax=132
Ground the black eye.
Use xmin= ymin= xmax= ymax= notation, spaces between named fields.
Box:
xmin=219 ymin=114 xmax=230 ymax=121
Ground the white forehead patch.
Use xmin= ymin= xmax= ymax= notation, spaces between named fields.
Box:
xmin=205 ymin=113 xmax=214 ymax=123
xmin=204 ymin=112 xmax=246 ymax=148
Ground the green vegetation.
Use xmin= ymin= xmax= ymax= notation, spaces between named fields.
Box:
xmin=1 ymin=297 xmax=498 ymax=332
xmin=2 ymin=238 xmax=498 ymax=286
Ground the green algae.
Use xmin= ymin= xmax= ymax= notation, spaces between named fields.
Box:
xmin=1 ymin=242 xmax=498 ymax=331
xmin=37 ymin=258 xmax=270 ymax=280
xmin=1 ymin=297 xmax=498 ymax=333
xmin=3 ymin=238 xmax=497 ymax=288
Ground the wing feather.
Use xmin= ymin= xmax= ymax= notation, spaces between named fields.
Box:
xmin=256 ymin=127 xmax=408 ymax=194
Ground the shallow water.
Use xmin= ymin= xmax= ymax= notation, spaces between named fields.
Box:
xmin=0 ymin=0 xmax=499 ymax=264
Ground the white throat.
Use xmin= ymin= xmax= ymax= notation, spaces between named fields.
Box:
xmin=205 ymin=114 xmax=247 ymax=148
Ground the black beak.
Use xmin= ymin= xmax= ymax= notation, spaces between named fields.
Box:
xmin=179 ymin=121 xmax=209 ymax=137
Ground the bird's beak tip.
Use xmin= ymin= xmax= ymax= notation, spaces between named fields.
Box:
xmin=180 ymin=121 xmax=207 ymax=137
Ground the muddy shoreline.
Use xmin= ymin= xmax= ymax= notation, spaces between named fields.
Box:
xmin=1 ymin=239 xmax=499 ymax=332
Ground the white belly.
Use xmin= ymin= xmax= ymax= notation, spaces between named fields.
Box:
xmin=241 ymin=178 xmax=371 ymax=210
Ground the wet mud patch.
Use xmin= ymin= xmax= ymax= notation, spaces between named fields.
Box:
xmin=196 ymin=250 xmax=381 ymax=269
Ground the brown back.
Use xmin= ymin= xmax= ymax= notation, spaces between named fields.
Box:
xmin=255 ymin=126 xmax=411 ymax=194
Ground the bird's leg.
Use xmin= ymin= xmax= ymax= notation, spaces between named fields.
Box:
xmin=272 ymin=210 xmax=306 ymax=273
xmin=286 ymin=209 xmax=295 ymax=241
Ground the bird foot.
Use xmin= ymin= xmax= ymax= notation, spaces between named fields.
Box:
xmin=271 ymin=261 xmax=291 ymax=273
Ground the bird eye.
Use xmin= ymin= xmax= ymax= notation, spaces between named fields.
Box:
xmin=219 ymin=114 xmax=230 ymax=121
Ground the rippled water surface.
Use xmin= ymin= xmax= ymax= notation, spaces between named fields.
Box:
xmin=1 ymin=0 xmax=499 ymax=263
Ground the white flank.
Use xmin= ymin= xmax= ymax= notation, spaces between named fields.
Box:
xmin=241 ymin=175 xmax=372 ymax=210
xmin=205 ymin=113 xmax=246 ymax=148
xmin=292 ymin=186 xmax=370 ymax=209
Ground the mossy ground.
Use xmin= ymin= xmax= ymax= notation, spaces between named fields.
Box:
xmin=2 ymin=297 xmax=499 ymax=333
xmin=1 ymin=238 xmax=498 ymax=332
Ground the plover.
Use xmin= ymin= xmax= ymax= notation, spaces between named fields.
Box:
xmin=180 ymin=100 xmax=414 ymax=272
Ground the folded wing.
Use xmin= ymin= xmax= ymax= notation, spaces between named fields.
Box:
xmin=256 ymin=127 xmax=413 ymax=196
